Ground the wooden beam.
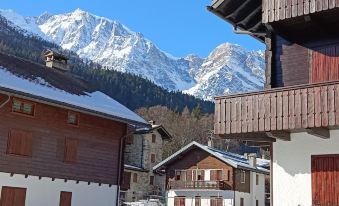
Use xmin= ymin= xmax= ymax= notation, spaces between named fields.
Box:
xmin=306 ymin=127 xmax=330 ymax=139
xmin=218 ymin=132 xmax=276 ymax=142
xmin=266 ymin=131 xmax=291 ymax=141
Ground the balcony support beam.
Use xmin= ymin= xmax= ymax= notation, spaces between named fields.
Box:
xmin=306 ymin=127 xmax=330 ymax=139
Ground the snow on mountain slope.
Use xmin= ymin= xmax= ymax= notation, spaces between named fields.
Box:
xmin=0 ymin=8 xmax=265 ymax=100
xmin=184 ymin=43 xmax=265 ymax=100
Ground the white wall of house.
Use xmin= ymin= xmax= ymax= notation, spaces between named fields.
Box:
xmin=167 ymin=190 xmax=234 ymax=206
xmin=273 ymin=129 xmax=339 ymax=206
xmin=0 ymin=172 xmax=117 ymax=206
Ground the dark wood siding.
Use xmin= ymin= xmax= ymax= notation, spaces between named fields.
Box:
xmin=234 ymin=169 xmax=251 ymax=193
xmin=273 ymin=35 xmax=310 ymax=87
xmin=0 ymin=96 xmax=127 ymax=185
xmin=311 ymin=155 xmax=339 ymax=206
xmin=0 ymin=186 xmax=26 ymax=206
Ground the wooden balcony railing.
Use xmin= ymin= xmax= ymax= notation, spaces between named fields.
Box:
xmin=214 ymin=81 xmax=339 ymax=135
xmin=168 ymin=180 xmax=231 ymax=190
xmin=262 ymin=0 xmax=339 ymax=23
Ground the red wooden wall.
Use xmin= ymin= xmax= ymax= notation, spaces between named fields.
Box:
xmin=312 ymin=45 xmax=339 ymax=83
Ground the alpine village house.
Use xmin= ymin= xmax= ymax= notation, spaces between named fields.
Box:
xmin=0 ymin=51 xmax=149 ymax=206
xmin=153 ymin=142 xmax=269 ymax=206
xmin=121 ymin=122 xmax=172 ymax=203
xmin=209 ymin=0 xmax=339 ymax=206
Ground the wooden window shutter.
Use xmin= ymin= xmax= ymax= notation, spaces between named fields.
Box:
xmin=121 ymin=172 xmax=131 ymax=190
xmin=64 ymin=138 xmax=78 ymax=163
xmin=216 ymin=170 xmax=223 ymax=180
xmin=150 ymin=176 xmax=154 ymax=185
xmin=7 ymin=130 xmax=32 ymax=156
xmin=59 ymin=191 xmax=72 ymax=206
xmin=240 ymin=198 xmax=244 ymax=206
xmin=186 ymin=170 xmax=193 ymax=181
xmin=0 ymin=186 xmax=26 ymax=206
xmin=195 ymin=197 xmax=201 ymax=206
xmin=152 ymin=134 xmax=156 ymax=143
xmin=151 ymin=154 xmax=156 ymax=163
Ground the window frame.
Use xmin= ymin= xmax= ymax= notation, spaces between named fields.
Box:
xmin=256 ymin=174 xmax=259 ymax=185
xmin=133 ymin=173 xmax=138 ymax=183
xmin=150 ymin=176 xmax=154 ymax=185
xmin=151 ymin=134 xmax=156 ymax=143
xmin=151 ymin=153 xmax=156 ymax=163
xmin=240 ymin=170 xmax=246 ymax=184
xmin=11 ymin=98 xmax=36 ymax=117
xmin=67 ymin=111 xmax=79 ymax=126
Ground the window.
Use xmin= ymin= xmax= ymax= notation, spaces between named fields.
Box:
xmin=256 ymin=200 xmax=259 ymax=206
xmin=133 ymin=173 xmax=138 ymax=183
xmin=7 ymin=130 xmax=33 ymax=156
xmin=60 ymin=191 xmax=72 ymax=206
xmin=197 ymin=170 xmax=204 ymax=181
xmin=150 ymin=176 xmax=154 ymax=185
xmin=240 ymin=170 xmax=246 ymax=184
xmin=121 ymin=172 xmax=131 ymax=190
xmin=0 ymin=186 xmax=26 ymax=206
xmin=67 ymin=112 xmax=78 ymax=125
xmin=256 ymin=174 xmax=259 ymax=185
xmin=64 ymin=138 xmax=78 ymax=163
xmin=125 ymin=135 xmax=133 ymax=145
xmin=151 ymin=154 xmax=156 ymax=163
xmin=240 ymin=198 xmax=244 ymax=206
xmin=195 ymin=196 xmax=201 ymax=206
xmin=175 ymin=171 xmax=181 ymax=180
xmin=227 ymin=170 xmax=230 ymax=181
xmin=174 ymin=197 xmax=185 ymax=206
xmin=210 ymin=198 xmax=222 ymax=206
xmin=12 ymin=98 xmax=35 ymax=116
xmin=152 ymin=134 xmax=156 ymax=143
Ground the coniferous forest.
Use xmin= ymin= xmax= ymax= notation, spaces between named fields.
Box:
xmin=0 ymin=16 xmax=214 ymax=113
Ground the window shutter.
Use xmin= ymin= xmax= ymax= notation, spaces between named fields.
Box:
xmin=64 ymin=138 xmax=78 ymax=163
xmin=210 ymin=170 xmax=217 ymax=181
xmin=186 ymin=170 xmax=193 ymax=181
xmin=0 ymin=187 xmax=26 ymax=206
xmin=121 ymin=172 xmax=131 ymax=190
xmin=7 ymin=130 xmax=32 ymax=156
xmin=59 ymin=191 xmax=72 ymax=206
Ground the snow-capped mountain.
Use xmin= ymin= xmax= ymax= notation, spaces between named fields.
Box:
xmin=0 ymin=8 xmax=265 ymax=100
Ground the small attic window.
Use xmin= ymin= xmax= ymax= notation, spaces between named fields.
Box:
xmin=67 ymin=112 xmax=79 ymax=125
xmin=12 ymin=98 xmax=35 ymax=116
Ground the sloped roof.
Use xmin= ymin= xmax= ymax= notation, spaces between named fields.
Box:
xmin=135 ymin=124 xmax=173 ymax=140
xmin=153 ymin=141 xmax=269 ymax=174
xmin=0 ymin=53 xmax=148 ymax=127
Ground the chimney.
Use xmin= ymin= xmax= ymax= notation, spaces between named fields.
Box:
xmin=248 ymin=153 xmax=257 ymax=168
xmin=149 ymin=120 xmax=156 ymax=125
xmin=44 ymin=50 xmax=69 ymax=72
xmin=207 ymin=138 xmax=213 ymax=147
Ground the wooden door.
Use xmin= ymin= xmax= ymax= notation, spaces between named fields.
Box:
xmin=174 ymin=197 xmax=185 ymax=206
xmin=0 ymin=186 xmax=26 ymax=206
xmin=312 ymin=155 xmax=339 ymax=206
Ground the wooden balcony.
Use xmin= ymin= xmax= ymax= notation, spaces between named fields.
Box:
xmin=168 ymin=180 xmax=231 ymax=190
xmin=262 ymin=0 xmax=339 ymax=23
xmin=214 ymin=81 xmax=339 ymax=138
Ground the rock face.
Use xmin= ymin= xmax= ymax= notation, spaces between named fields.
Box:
xmin=0 ymin=8 xmax=265 ymax=100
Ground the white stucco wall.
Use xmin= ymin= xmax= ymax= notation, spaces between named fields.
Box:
xmin=0 ymin=172 xmax=117 ymax=206
xmin=167 ymin=190 xmax=234 ymax=206
xmin=273 ymin=129 xmax=339 ymax=206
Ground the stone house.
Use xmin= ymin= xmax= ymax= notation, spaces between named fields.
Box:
xmin=121 ymin=122 xmax=172 ymax=202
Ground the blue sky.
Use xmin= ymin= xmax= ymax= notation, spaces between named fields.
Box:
xmin=0 ymin=0 xmax=264 ymax=57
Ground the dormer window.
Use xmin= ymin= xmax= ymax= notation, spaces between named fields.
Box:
xmin=67 ymin=112 xmax=79 ymax=125
xmin=12 ymin=98 xmax=35 ymax=116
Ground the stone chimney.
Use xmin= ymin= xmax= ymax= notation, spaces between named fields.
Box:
xmin=44 ymin=50 xmax=69 ymax=72
xmin=248 ymin=153 xmax=257 ymax=167
xmin=149 ymin=120 xmax=156 ymax=125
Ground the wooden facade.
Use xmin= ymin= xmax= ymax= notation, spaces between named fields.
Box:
xmin=262 ymin=0 xmax=339 ymax=23
xmin=0 ymin=93 xmax=127 ymax=185
xmin=164 ymin=147 xmax=250 ymax=193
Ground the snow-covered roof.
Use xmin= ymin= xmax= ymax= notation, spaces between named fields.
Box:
xmin=0 ymin=53 xmax=148 ymax=127
xmin=124 ymin=164 xmax=148 ymax=172
xmin=153 ymin=141 xmax=269 ymax=175
xmin=135 ymin=124 xmax=173 ymax=140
